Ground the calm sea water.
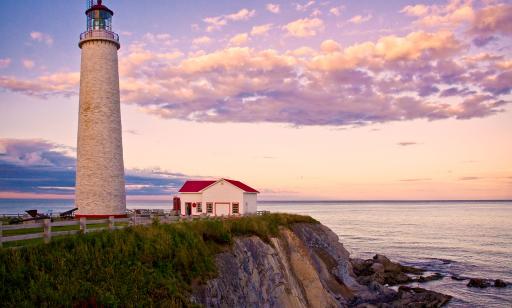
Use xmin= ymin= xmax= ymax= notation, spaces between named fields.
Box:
xmin=1 ymin=199 xmax=511 ymax=307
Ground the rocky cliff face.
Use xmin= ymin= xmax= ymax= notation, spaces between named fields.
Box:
xmin=192 ymin=223 xmax=451 ymax=307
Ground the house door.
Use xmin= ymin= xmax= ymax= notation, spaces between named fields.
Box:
xmin=185 ymin=203 xmax=192 ymax=216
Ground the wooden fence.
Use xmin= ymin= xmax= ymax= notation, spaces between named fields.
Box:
xmin=0 ymin=211 xmax=272 ymax=247
xmin=0 ymin=216 xmax=178 ymax=247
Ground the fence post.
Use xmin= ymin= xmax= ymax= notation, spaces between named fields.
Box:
xmin=43 ymin=219 xmax=52 ymax=244
xmin=131 ymin=214 xmax=137 ymax=226
xmin=109 ymin=216 xmax=114 ymax=230
xmin=0 ymin=221 xmax=3 ymax=248
xmin=80 ymin=217 xmax=87 ymax=234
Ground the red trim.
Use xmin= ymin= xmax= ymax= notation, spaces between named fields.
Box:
xmin=75 ymin=214 xmax=127 ymax=219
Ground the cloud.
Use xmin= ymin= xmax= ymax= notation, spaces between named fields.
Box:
xmin=283 ymin=17 xmax=324 ymax=37
xmin=22 ymin=59 xmax=35 ymax=69
xmin=266 ymin=3 xmax=280 ymax=14
xmin=192 ymin=36 xmax=212 ymax=46
xmin=251 ymin=23 xmax=273 ymax=36
xmin=400 ymin=4 xmax=429 ymax=17
xmin=406 ymin=0 xmax=474 ymax=28
xmin=470 ymin=3 xmax=512 ymax=45
xmin=397 ymin=142 xmax=418 ymax=147
xmin=320 ymin=40 xmax=342 ymax=53
xmin=295 ymin=1 xmax=315 ymax=12
xmin=459 ymin=176 xmax=482 ymax=181
xmin=0 ymin=139 xmax=190 ymax=196
xmin=0 ymin=58 xmax=11 ymax=69
xmin=203 ymin=8 xmax=256 ymax=32
xmin=400 ymin=178 xmax=432 ymax=182
xmin=310 ymin=30 xmax=462 ymax=69
xmin=229 ymin=33 xmax=249 ymax=46
xmin=2 ymin=26 xmax=510 ymax=127
xmin=329 ymin=7 xmax=344 ymax=16
xmin=348 ymin=14 xmax=372 ymax=24
xmin=30 ymin=32 xmax=54 ymax=45
xmin=142 ymin=32 xmax=174 ymax=46
xmin=0 ymin=72 xmax=79 ymax=98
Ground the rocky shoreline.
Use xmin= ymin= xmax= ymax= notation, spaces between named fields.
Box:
xmin=192 ymin=223 xmax=460 ymax=307
xmin=191 ymin=222 xmax=510 ymax=307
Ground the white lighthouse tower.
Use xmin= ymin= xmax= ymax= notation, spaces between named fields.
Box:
xmin=75 ymin=0 xmax=126 ymax=218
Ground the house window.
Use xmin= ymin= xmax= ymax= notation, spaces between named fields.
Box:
xmin=197 ymin=202 xmax=202 ymax=212
xmin=206 ymin=202 xmax=213 ymax=214
xmin=232 ymin=203 xmax=239 ymax=214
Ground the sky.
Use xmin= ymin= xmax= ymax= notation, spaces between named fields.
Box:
xmin=0 ymin=0 xmax=511 ymax=200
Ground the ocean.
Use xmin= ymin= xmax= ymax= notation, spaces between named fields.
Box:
xmin=1 ymin=199 xmax=511 ymax=307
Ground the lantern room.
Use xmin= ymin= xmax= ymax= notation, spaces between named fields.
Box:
xmin=80 ymin=0 xmax=119 ymax=49
xmin=86 ymin=0 xmax=114 ymax=31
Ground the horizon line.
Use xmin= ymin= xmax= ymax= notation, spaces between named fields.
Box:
xmin=0 ymin=197 xmax=511 ymax=203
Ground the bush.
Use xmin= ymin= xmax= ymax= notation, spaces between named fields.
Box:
xmin=0 ymin=213 xmax=316 ymax=307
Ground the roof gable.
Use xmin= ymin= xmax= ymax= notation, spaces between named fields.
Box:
xmin=178 ymin=179 xmax=259 ymax=193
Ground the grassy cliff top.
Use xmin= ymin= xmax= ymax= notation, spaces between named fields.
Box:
xmin=0 ymin=213 xmax=317 ymax=307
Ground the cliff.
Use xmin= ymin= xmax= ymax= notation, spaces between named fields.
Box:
xmin=192 ymin=223 xmax=451 ymax=307
xmin=0 ymin=214 xmax=450 ymax=307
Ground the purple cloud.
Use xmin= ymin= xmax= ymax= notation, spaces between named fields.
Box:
xmin=0 ymin=139 xmax=192 ymax=196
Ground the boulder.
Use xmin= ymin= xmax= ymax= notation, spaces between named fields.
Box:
xmin=494 ymin=279 xmax=508 ymax=288
xmin=395 ymin=286 xmax=452 ymax=307
xmin=467 ymin=278 xmax=491 ymax=288
xmin=371 ymin=263 xmax=385 ymax=273
xmin=416 ymin=273 xmax=444 ymax=283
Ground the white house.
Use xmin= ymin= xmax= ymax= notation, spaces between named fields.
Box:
xmin=177 ymin=179 xmax=259 ymax=216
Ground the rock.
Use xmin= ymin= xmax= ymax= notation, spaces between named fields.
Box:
xmin=451 ymin=275 xmax=466 ymax=281
xmin=494 ymin=279 xmax=508 ymax=288
xmin=373 ymin=254 xmax=391 ymax=265
xmin=402 ymin=265 xmax=424 ymax=275
xmin=371 ymin=263 xmax=385 ymax=273
xmin=193 ymin=223 xmax=452 ymax=307
xmin=467 ymin=278 xmax=491 ymax=288
xmin=395 ymin=286 xmax=452 ymax=307
xmin=416 ymin=273 xmax=444 ymax=283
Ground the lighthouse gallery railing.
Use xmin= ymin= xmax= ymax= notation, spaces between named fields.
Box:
xmin=80 ymin=29 xmax=119 ymax=42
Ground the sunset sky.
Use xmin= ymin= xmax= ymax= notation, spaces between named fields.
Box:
xmin=0 ymin=0 xmax=511 ymax=200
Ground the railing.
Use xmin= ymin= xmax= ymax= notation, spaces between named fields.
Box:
xmin=0 ymin=215 xmax=178 ymax=247
xmin=80 ymin=29 xmax=119 ymax=43
xmin=0 ymin=211 xmax=272 ymax=248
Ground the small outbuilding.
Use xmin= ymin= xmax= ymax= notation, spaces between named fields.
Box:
xmin=177 ymin=179 xmax=259 ymax=216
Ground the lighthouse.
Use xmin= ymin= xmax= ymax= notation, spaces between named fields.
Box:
xmin=75 ymin=0 xmax=126 ymax=218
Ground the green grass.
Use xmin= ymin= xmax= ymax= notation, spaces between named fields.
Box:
xmin=3 ymin=222 xmax=130 ymax=236
xmin=0 ymin=213 xmax=317 ymax=307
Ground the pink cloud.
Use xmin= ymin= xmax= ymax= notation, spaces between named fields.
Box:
xmin=1 ymin=24 xmax=510 ymax=127
xmin=203 ymin=8 xmax=256 ymax=32
xmin=0 ymin=58 xmax=11 ymax=69
xmin=283 ymin=17 xmax=325 ymax=37
xmin=30 ymin=31 xmax=54 ymax=45
xmin=470 ymin=3 xmax=512 ymax=43
xmin=0 ymin=72 xmax=79 ymax=98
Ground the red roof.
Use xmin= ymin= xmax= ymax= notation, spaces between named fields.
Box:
xmin=178 ymin=180 xmax=216 ymax=193
xmin=179 ymin=179 xmax=259 ymax=193
xmin=224 ymin=179 xmax=259 ymax=193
